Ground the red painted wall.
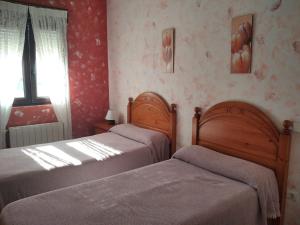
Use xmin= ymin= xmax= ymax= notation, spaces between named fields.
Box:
xmin=7 ymin=0 xmax=109 ymax=138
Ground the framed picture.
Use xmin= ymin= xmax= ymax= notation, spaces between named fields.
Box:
xmin=231 ymin=14 xmax=253 ymax=73
xmin=162 ymin=28 xmax=174 ymax=73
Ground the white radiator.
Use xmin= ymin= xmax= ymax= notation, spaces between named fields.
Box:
xmin=9 ymin=122 xmax=64 ymax=148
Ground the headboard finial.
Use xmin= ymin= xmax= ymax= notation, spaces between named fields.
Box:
xmin=127 ymin=97 xmax=134 ymax=123
xmin=194 ymin=107 xmax=201 ymax=118
xmin=171 ymin=104 xmax=176 ymax=113
xmin=283 ymin=120 xmax=293 ymax=135
xmin=192 ymin=107 xmax=201 ymax=145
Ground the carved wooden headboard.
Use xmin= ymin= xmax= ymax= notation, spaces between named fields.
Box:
xmin=192 ymin=101 xmax=292 ymax=225
xmin=127 ymin=92 xmax=177 ymax=156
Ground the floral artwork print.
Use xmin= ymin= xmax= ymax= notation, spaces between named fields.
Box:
xmin=231 ymin=14 xmax=253 ymax=73
xmin=162 ymin=28 xmax=174 ymax=73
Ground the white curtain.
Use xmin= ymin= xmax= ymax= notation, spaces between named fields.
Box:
xmin=29 ymin=7 xmax=72 ymax=139
xmin=0 ymin=1 xmax=27 ymax=149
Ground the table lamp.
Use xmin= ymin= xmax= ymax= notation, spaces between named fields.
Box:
xmin=105 ymin=109 xmax=115 ymax=125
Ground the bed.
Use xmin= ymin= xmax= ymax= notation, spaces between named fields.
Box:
xmin=0 ymin=101 xmax=291 ymax=225
xmin=0 ymin=92 xmax=177 ymax=211
xmin=191 ymin=102 xmax=292 ymax=225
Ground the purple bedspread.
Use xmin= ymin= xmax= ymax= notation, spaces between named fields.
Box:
xmin=0 ymin=124 xmax=169 ymax=211
xmin=0 ymin=145 xmax=279 ymax=225
xmin=173 ymin=145 xmax=281 ymax=224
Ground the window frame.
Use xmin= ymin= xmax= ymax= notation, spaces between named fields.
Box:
xmin=13 ymin=13 xmax=50 ymax=107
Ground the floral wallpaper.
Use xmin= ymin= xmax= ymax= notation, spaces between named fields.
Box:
xmin=8 ymin=0 xmax=109 ymax=138
xmin=107 ymin=0 xmax=300 ymax=224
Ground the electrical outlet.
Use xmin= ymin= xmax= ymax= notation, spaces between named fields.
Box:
xmin=293 ymin=121 xmax=300 ymax=133
xmin=287 ymin=190 xmax=299 ymax=202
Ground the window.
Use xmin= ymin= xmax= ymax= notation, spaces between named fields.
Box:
xmin=0 ymin=2 xmax=72 ymax=146
xmin=13 ymin=13 xmax=50 ymax=106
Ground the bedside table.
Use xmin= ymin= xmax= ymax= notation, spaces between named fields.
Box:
xmin=94 ymin=121 xmax=116 ymax=134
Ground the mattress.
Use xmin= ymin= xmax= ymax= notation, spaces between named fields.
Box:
xmin=0 ymin=124 xmax=169 ymax=211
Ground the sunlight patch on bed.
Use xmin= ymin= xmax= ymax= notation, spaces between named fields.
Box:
xmin=36 ymin=146 xmax=82 ymax=166
xmin=22 ymin=145 xmax=82 ymax=171
xmin=66 ymin=139 xmax=122 ymax=161
xmin=22 ymin=149 xmax=57 ymax=170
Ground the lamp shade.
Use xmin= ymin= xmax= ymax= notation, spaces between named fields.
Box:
xmin=105 ymin=110 xmax=114 ymax=121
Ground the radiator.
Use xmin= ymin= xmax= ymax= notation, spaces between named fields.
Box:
xmin=9 ymin=122 xmax=64 ymax=148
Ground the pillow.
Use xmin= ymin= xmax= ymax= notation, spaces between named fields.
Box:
xmin=110 ymin=124 xmax=169 ymax=162
xmin=173 ymin=145 xmax=280 ymax=223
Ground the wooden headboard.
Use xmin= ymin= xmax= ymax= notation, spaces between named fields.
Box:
xmin=127 ymin=92 xmax=177 ymax=156
xmin=192 ymin=101 xmax=292 ymax=225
